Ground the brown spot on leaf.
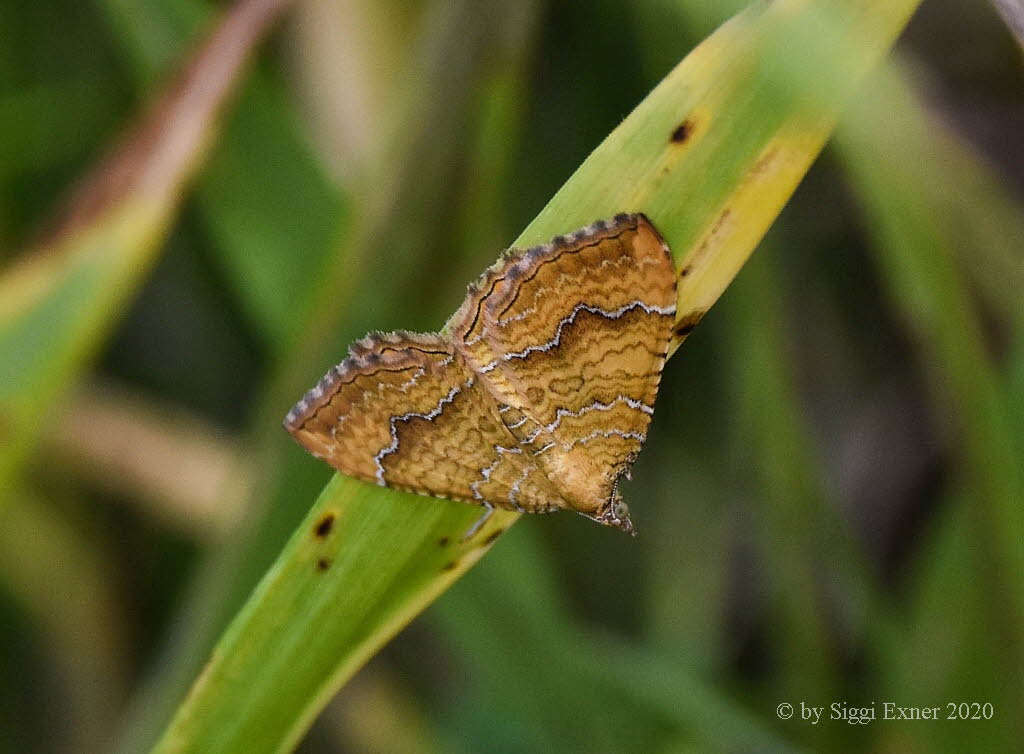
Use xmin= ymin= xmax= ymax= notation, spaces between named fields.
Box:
xmin=438 ymin=536 xmax=450 ymax=547
xmin=687 ymin=208 xmax=734 ymax=270
xmin=442 ymin=561 xmax=459 ymax=572
xmin=679 ymin=265 xmax=692 ymax=278
xmin=750 ymin=147 xmax=779 ymax=178
xmin=482 ymin=528 xmax=506 ymax=546
xmin=674 ymin=310 xmax=706 ymax=338
xmin=316 ymin=557 xmax=332 ymax=571
xmin=670 ymin=119 xmax=694 ymax=144
xmin=313 ymin=512 xmax=336 ymax=538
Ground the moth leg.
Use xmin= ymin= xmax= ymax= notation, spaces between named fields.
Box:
xmin=463 ymin=502 xmax=495 ymax=541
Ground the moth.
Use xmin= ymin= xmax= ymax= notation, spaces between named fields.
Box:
xmin=284 ymin=213 xmax=676 ymax=536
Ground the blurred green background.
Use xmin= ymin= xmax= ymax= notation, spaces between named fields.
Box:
xmin=1 ymin=0 xmax=1022 ymax=752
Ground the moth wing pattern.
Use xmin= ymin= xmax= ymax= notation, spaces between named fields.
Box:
xmin=284 ymin=331 xmax=566 ymax=513
xmin=452 ymin=214 xmax=677 ymax=518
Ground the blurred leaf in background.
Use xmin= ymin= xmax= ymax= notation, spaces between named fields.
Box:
xmin=0 ymin=0 xmax=1022 ymax=752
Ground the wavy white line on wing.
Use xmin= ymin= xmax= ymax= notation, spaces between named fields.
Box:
xmin=478 ymin=300 xmax=675 ymax=373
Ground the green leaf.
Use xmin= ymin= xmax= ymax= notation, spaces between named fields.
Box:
xmin=430 ymin=524 xmax=803 ymax=752
xmin=196 ymin=83 xmax=348 ymax=348
xmin=0 ymin=0 xmax=296 ymax=493
xmin=834 ymin=58 xmax=1024 ymax=738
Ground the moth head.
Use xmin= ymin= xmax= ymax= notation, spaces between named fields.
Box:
xmin=594 ymin=486 xmax=635 ymax=536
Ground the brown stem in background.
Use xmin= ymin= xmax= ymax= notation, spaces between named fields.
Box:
xmin=35 ymin=0 xmax=297 ymax=250
xmin=48 ymin=382 xmax=250 ymax=537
